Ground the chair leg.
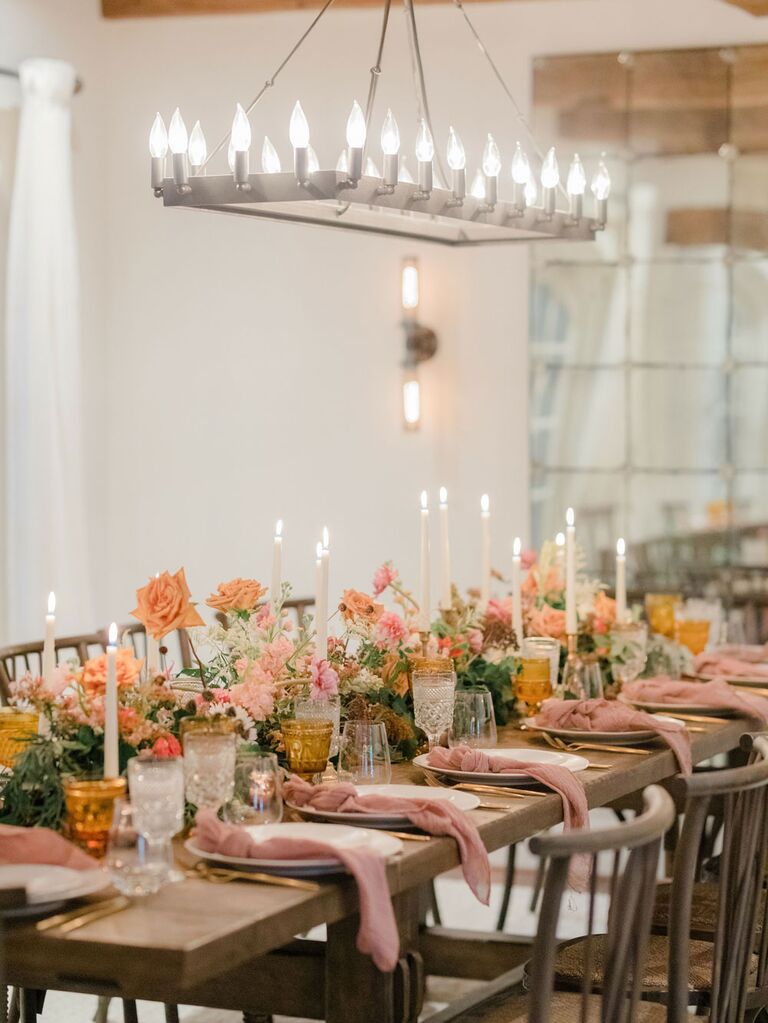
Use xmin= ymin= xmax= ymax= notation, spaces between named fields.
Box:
xmin=93 ymin=996 xmax=111 ymax=1023
xmin=7 ymin=989 xmax=18 ymax=1023
xmin=164 ymin=1008 xmax=180 ymax=1023
xmin=242 ymin=1015 xmax=273 ymax=1023
xmin=18 ymin=991 xmax=37 ymax=1023
xmin=429 ymin=881 xmax=442 ymax=926
xmin=122 ymin=1000 xmax=139 ymax=1023
xmin=496 ymin=845 xmax=517 ymax=931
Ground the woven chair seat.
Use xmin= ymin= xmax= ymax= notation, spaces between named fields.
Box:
xmin=555 ymin=933 xmax=756 ymax=994
xmin=450 ymin=989 xmax=670 ymax=1023
xmin=652 ymin=882 xmax=766 ymax=939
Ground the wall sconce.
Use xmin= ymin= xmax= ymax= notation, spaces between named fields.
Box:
xmin=400 ymin=257 xmax=438 ymax=432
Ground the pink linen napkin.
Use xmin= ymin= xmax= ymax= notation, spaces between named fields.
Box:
xmin=694 ymin=649 xmax=768 ymax=679
xmin=284 ymin=776 xmax=490 ymax=904
xmin=193 ymin=808 xmax=399 ymax=972
xmin=0 ymin=824 xmax=99 ymax=871
xmin=534 ymin=698 xmax=691 ymax=775
xmin=622 ymin=677 xmax=768 ymax=721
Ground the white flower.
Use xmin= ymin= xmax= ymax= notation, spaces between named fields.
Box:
xmin=340 ymin=667 xmax=384 ymax=695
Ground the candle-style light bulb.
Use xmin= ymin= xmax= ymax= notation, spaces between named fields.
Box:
xmin=188 ymin=121 xmax=207 ymax=171
xmin=481 ymin=493 xmax=490 ymax=514
xmin=567 ymin=153 xmax=586 ymax=219
xmin=262 ymin=135 xmax=282 ymax=173
xmin=511 ymin=142 xmax=529 ymax=185
xmin=289 ymin=101 xmax=310 ymax=148
xmin=421 ymin=490 xmax=428 ymax=511
xmin=346 ymin=100 xmax=366 ymax=148
xmin=307 ymin=144 xmax=320 ymax=174
xmin=439 ymin=486 xmax=448 ymax=506
xmin=364 ymin=156 xmax=381 ymax=178
xmin=470 ymin=168 xmax=486 ymax=200
xmin=617 ymin=537 xmax=625 ymax=557
xmin=168 ymin=108 xmax=188 ymax=154
xmin=399 ymin=158 xmax=415 ymax=184
xmin=541 ymin=146 xmax=559 ymax=216
xmin=591 ymin=155 xmax=611 ymax=228
xmin=415 ymin=119 xmax=434 ymax=163
xmin=231 ymin=104 xmax=251 ymax=152
xmin=513 ymin=536 xmax=522 ymax=558
xmin=335 ymin=151 xmax=348 ymax=175
xmin=482 ymin=134 xmax=501 ymax=177
xmin=381 ymin=109 xmax=400 ymax=156
xmin=322 ymin=526 xmax=330 ymax=550
xmin=447 ymin=127 xmax=466 ymax=171
xmin=108 ymin=621 xmax=118 ymax=647
xmin=276 ymin=518 xmax=283 ymax=538
xmin=149 ymin=113 xmax=168 ymax=158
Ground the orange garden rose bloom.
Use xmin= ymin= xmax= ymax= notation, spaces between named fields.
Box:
xmin=526 ymin=604 xmax=567 ymax=644
xmin=338 ymin=589 xmax=384 ymax=625
xmin=592 ymin=591 xmax=617 ymax=634
xmin=81 ymin=648 xmax=143 ymax=695
xmin=206 ymin=578 xmax=267 ymax=613
xmin=132 ymin=568 xmax=204 ymax=640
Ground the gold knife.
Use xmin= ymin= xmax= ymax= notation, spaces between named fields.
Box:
xmin=36 ymin=896 xmax=130 ymax=934
xmin=192 ymin=863 xmax=320 ymax=891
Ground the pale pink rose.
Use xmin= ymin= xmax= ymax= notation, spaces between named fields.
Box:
xmin=309 ymin=657 xmax=339 ymax=698
xmin=372 ymin=562 xmax=397 ymax=597
xmin=374 ymin=611 xmax=409 ymax=652
xmin=467 ymin=628 xmax=484 ymax=654
xmin=255 ymin=605 xmax=277 ymax=628
xmin=521 ymin=548 xmax=537 ymax=571
xmin=485 ymin=598 xmax=512 ymax=629
xmin=526 ymin=605 xmax=567 ymax=644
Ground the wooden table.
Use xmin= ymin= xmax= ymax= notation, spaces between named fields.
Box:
xmin=5 ymin=718 xmax=749 ymax=1023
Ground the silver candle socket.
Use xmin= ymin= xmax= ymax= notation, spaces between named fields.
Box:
xmin=451 ymin=168 xmax=466 ymax=201
xmin=294 ymin=147 xmax=309 ymax=185
xmin=512 ymin=181 xmax=525 ymax=213
xmin=543 ymin=186 xmax=556 ymax=217
xmin=172 ymin=153 xmax=190 ymax=193
xmin=150 ymin=156 xmax=165 ymax=193
xmin=383 ymin=153 xmax=399 ymax=188
xmin=347 ymin=147 xmax=363 ymax=183
xmin=595 ymin=197 xmax=608 ymax=229
xmin=484 ymin=175 xmax=498 ymax=208
xmin=570 ymin=194 xmax=583 ymax=221
xmin=234 ymin=150 xmax=251 ymax=191
xmin=418 ymin=160 xmax=433 ymax=195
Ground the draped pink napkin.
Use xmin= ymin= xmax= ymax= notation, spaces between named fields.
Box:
xmin=0 ymin=824 xmax=98 ymax=871
xmin=622 ymin=677 xmax=768 ymax=721
xmin=534 ymin=698 xmax=691 ymax=775
xmin=284 ymin=776 xmax=490 ymax=904
xmin=193 ymin=808 xmax=399 ymax=972
xmin=694 ymin=649 xmax=768 ymax=679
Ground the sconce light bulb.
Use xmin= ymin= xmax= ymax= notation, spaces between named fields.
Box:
xmin=398 ymin=158 xmax=415 ymax=184
xmin=511 ymin=141 xmax=530 ymax=185
xmin=188 ymin=120 xmax=207 ymax=168
xmin=470 ymin=168 xmax=486 ymax=200
xmin=482 ymin=133 xmax=501 ymax=177
xmin=415 ymin=119 xmax=434 ymax=162
xmin=567 ymin=153 xmax=586 ymax=196
xmin=541 ymin=146 xmax=560 ymax=189
xmin=289 ymin=100 xmax=310 ymax=148
xmin=346 ymin=100 xmax=367 ymax=148
xmin=227 ymin=139 xmax=236 ymax=172
xmin=402 ymin=371 xmax=421 ymax=429
xmin=591 ymin=156 xmax=611 ymax=200
xmin=149 ymin=113 xmax=168 ymax=158
xmin=231 ymin=103 xmax=251 ymax=152
xmin=307 ymin=144 xmax=320 ymax=174
xmin=524 ymin=176 xmax=538 ymax=206
xmin=446 ymin=126 xmax=466 ymax=171
xmin=380 ymin=108 xmax=400 ymax=156
xmin=168 ymin=107 xmax=188 ymax=155
xmin=262 ymin=136 xmax=282 ymax=173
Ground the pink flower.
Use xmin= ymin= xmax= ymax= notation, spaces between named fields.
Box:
xmin=372 ymin=562 xmax=397 ymax=597
xmin=467 ymin=628 xmax=484 ymax=654
xmin=521 ymin=548 xmax=537 ymax=571
xmin=230 ymin=680 xmax=275 ymax=722
xmin=309 ymin=657 xmax=339 ymax=698
xmin=485 ymin=598 xmax=512 ymax=629
xmin=374 ymin=611 xmax=409 ymax=652
xmin=255 ymin=605 xmax=277 ymax=628
xmin=152 ymin=734 xmax=182 ymax=758
xmin=526 ymin=605 xmax=567 ymax=644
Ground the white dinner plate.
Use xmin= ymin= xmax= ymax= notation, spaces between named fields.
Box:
xmin=695 ymin=672 xmax=768 ymax=688
xmin=524 ymin=716 xmax=685 ymax=746
xmin=185 ymin=821 xmax=403 ymax=877
xmin=286 ymin=783 xmax=480 ymax=828
xmin=617 ymin=694 xmax=738 ymax=717
xmin=413 ymin=746 xmax=589 ymax=786
xmin=0 ymin=865 xmax=110 ymax=916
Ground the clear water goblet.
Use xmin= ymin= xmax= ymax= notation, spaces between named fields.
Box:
xmin=127 ymin=756 xmax=185 ymax=883
xmin=105 ymin=800 xmax=167 ymax=897
xmin=337 ymin=721 xmax=392 ymax=784
xmin=183 ymin=732 xmax=236 ymax=812
xmin=448 ymin=687 xmax=497 ymax=748
xmin=412 ymin=669 xmax=456 ymax=750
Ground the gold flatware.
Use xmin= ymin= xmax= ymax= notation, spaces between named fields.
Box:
xmin=383 ymin=830 xmax=433 ymax=842
xmin=190 ymin=862 xmax=319 ymax=891
xmin=539 ymin=732 xmax=651 ymax=757
xmin=36 ymin=896 xmax=130 ymax=934
xmin=729 ymin=683 xmax=768 ymax=697
xmin=652 ymin=712 xmax=728 ymax=724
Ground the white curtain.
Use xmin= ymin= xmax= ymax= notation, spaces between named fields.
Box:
xmin=4 ymin=58 xmax=93 ymax=641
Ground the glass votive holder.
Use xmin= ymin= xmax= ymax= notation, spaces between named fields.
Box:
xmin=515 ymin=656 xmax=553 ymax=715
xmin=295 ymin=695 xmax=341 ymax=757
xmin=521 ymin=637 xmax=561 ymax=691
xmin=224 ymin=752 xmax=284 ymax=826
xmin=0 ymin=708 xmax=38 ymax=770
xmin=63 ymin=775 xmax=128 ymax=857
xmin=281 ymin=719 xmax=333 ymax=782
xmin=645 ymin=593 xmax=682 ymax=639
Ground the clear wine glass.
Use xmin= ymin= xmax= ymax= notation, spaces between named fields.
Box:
xmin=223 ymin=753 xmax=284 ymax=826
xmin=183 ymin=732 xmax=236 ymax=812
xmin=412 ymin=669 xmax=456 ymax=750
xmin=448 ymin=687 xmax=497 ymax=748
xmin=337 ymin=721 xmax=392 ymax=784
xmin=105 ymin=800 xmax=167 ymax=896
xmin=127 ymin=756 xmax=185 ymax=883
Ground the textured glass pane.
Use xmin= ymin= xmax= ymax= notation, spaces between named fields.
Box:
xmin=732 ymin=367 xmax=768 ymax=469
xmin=629 ymin=49 xmax=729 ymax=156
xmin=629 ymin=262 xmax=727 ymax=364
xmin=732 ymin=260 xmax=768 ymax=361
xmin=630 ymin=369 xmax=726 ymax=470
xmin=531 ymin=265 xmax=626 ymax=365
xmin=531 ymin=469 xmax=627 ymax=576
xmin=731 ymin=155 xmax=768 ymax=255
xmin=732 ymin=46 xmax=768 ymax=154
xmin=628 ymin=155 xmax=729 ymax=260
xmin=733 ymin=474 xmax=768 ymax=529
xmin=531 ymin=367 xmax=625 ymax=470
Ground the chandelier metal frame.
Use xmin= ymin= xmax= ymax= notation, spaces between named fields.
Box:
xmin=152 ymin=0 xmax=608 ymax=247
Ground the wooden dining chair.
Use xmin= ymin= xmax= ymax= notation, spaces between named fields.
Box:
xmin=553 ymin=734 xmax=768 ymax=1023
xmin=450 ymin=784 xmax=675 ymax=1023
xmin=0 ymin=633 xmax=104 ymax=704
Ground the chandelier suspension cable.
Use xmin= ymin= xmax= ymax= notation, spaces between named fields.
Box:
xmin=364 ymin=0 xmax=393 ymax=134
xmin=403 ymin=0 xmax=448 ymax=186
xmin=201 ymin=0 xmax=337 ymax=171
xmin=451 ymin=0 xmax=568 ymax=202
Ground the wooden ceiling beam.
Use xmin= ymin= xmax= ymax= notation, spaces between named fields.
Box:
xmin=722 ymin=0 xmax=768 ymax=14
xmin=102 ymin=0 xmax=517 ymax=15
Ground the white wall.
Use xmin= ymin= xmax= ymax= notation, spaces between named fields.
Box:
xmin=3 ymin=0 xmax=768 ymax=634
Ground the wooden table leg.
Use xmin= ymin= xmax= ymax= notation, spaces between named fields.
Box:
xmin=122 ymin=1000 xmax=139 ymax=1023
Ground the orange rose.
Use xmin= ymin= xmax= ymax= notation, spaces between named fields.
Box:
xmin=339 ymin=589 xmax=384 ymax=625
xmin=206 ymin=578 xmax=267 ymax=613
xmin=132 ymin=568 xmax=204 ymax=640
xmin=81 ymin=647 xmax=143 ymax=695
xmin=526 ymin=605 xmax=567 ymax=644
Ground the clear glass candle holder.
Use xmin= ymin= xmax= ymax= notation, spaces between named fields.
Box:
xmin=183 ymin=732 xmax=236 ymax=812
xmin=337 ymin=721 xmax=392 ymax=784
xmin=224 ymin=752 xmax=284 ymax=826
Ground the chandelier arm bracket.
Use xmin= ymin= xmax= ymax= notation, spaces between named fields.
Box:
xmin=201 ymin=0 xmax=338 ymax=171
xmin=403 ymin=0 xmax=448 ymax=186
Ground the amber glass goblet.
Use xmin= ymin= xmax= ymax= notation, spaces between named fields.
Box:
xmin=63 ymin=775 xmax=128 ymax=857
xmin=281 ymin=719 xmax=333 ymax=782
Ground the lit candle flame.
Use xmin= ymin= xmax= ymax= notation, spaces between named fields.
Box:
xmin=420 ymin=490 xmax=428 ymax=511
xmin=616 ymin=537 xmax=626 ymax=557
xmin=108 ymin=621 xmax=118 ymax=646
xmin=322 ymin=526 xmax=329 ymax=550
xmin=513 ymin=537 xmax=521 ymax=558
xmin=275 ymin=519 xmax=283 ymax=539
xmin=316 ymin=541 xmax=323 ymax=560
xmin=439 ymin=486 xmax=448 ymax=506
xmin=566 ymin=507 xmax=575 ymax=527
xmin=480 ymin=494 xmax=490 ymax=514
xmin=555 ymin=532 xmax=565 ymax=547
xmin=47 ymin=591 xmax=56 ymax=615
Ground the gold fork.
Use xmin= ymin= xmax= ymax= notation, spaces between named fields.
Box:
xmin=538 ymin=732 xmax=649 ymax=757
xmin=423 ymin=771 xmax=544 ymax=802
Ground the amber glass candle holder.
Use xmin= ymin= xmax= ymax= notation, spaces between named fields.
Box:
xmin=63 ymin=776 xmax=127 ymax=858
xmin=179 ymin=715 xmax=237 ymax=741
xmin=0 ymin=709 xmax=38 ymax=770
xmin=281 ymin=719 xmax=333 ymax=782
xmin=515 ymin=656 xmax=553 ymax=715
xmin=645 ymin=593 xmax=682 ymax=639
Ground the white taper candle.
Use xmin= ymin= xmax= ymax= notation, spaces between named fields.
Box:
xmin=439 ymin=487 xmax=451 ymax=610
xmin=271 ymin=519 xmax=283 ymax=609
xmin=419 ymin=491 xmax=431 ymax=631
xmin=616 ymin=537 xmax=627 ymax=623
xmin=512 ymin=537 xmax=523 ymax=647
xmin=315 ymin=540 xmax=328 ymax=660
xmin=104 ymin=622 xmax=119 ymax=779
xmin=480 ymin=494 xmax=491 ymax=607
xmin=565 ymin=508 xmax=577 ymax=635
xmin=42 ymin=591 xmax=56 ymax=688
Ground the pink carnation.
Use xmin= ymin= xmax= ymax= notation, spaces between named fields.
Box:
xmin=466 ymin=628 xmax=484 ymax=653
xmin=521 ymin=548 xmax=537 ymax=571
xmin=374 ymin=611 xmax=409 ymax=651
xmin=485 ymin=598 xmax=512 ymax=628
xmin=230 ymin=679 xmax=275 ymax=722
xmin=309 ymin=658 xmax=339 ymax=698
xmin=152 ymin=734 xmax=182 ymax=758
xmin=255 ymin=605 xmax=277 ymax=628
xmin=372 ymin=562 xmax=397 ymax=597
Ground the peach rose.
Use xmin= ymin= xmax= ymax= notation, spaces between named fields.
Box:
xmin=81 ymin=648 xmax=143 ymax=695
xmin=132 ymin=568 xmax=204 ymax=640
xmin=526 ymin=605 xmax=567 ymax=644
xmin=206 ymin=578 xmax=267 ymax=613
xmin=339 ymin=589 xmax=384 ymax=625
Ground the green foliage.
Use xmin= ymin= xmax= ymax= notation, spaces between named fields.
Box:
xmin=457 ymin=656 xmax=518 ymax=725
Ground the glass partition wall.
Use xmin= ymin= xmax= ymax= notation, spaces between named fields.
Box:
xmin=530 ymin=46 xmax=768 ymax=639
